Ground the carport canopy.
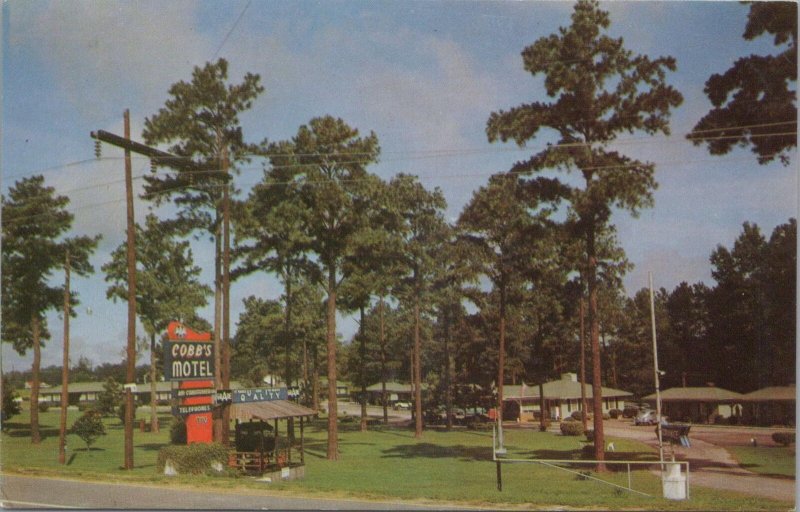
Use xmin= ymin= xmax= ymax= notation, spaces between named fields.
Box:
xmin=231 ymin=400 xmax=316 ymax=422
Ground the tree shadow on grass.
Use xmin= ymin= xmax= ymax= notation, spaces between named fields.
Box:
xmin=136 ymin=442 xmax=168 ymax=452
xmin=5 ymin=426 xmax=60 ymax=438
xmin=381 ymin=443 xmax=492 ymax=461
xmin=521 ymin=448 xmax=658 ymax=473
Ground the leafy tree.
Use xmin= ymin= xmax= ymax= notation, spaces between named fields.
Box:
xmin=2 ymin=376 xmax=21 ymax=423
xmin=103 ymin=214 xmax=211 ymax=432
xmin=142 ymin=58 xmax=264 ymax=442
xmin=485 ymin=0 xmax=682 ymax=466
xmin=69 ymin=410 xmax=106 ymax=451
xmin=389 ymin=174 xmax=449 ymax=438
xmin=1 ymin=175 xmax=100 ymax=443
xmin=262 ymin=116 xmax=380 ymax=459
xmin=95 ymin=378 xmax=122 ymax=417
xmin=688 ymin=2 xmax=797 ymax=164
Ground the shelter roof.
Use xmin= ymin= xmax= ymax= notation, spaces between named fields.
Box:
xmin=231 ymin=400 xmax=316 ymax=422
xmin=741 ymin=386 xmax=796 ymax=402
xmin=643 ymin=386 xmax=744 ymax=402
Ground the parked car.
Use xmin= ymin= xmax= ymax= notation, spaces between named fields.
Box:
xmin=393 ymin=401 xmax=412 ymax=411
xmin=634 ymin=410 xmax=666 ymax=426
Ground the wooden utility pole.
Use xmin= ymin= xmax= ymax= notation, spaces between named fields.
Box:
xmin=579 ymin=298 xmax=588 ymax=432
xmin=123 ymin=109 xmax=137 ymax=470
xmin=58 ymin=250 xmax=70 ymax=464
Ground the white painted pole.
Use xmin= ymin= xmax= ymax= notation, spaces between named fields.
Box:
xmin=649 ymin=272 xmax=665 ymax=478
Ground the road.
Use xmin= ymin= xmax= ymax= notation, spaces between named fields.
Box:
xmin=0 ymin=474 xmax=479 ymax=510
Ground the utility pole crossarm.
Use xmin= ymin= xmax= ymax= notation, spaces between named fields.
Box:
xmin=90 ymin=130 xmax=230 ymax=180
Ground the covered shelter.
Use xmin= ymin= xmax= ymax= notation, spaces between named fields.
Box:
xmin=504 ymin=373 xmax=633 ymax=421
xmin=228 ymin=400 xmax=316 ymax=476
xmin=740 ymin=386 xmax=796 ymax=426
xmin=643 ymin=386 xmax=744 ymax=424
xmin=363 ymin=381 xmax=414 ymax=405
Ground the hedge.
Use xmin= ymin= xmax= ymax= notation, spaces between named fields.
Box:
xmin=560 ymin=420 xmax=584 ymax=436
xmin=156 ymin=443 xmax=229 ymax=475
xmin=772 ymin=432 xmax=795 ymax=446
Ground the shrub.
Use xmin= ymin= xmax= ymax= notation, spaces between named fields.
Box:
xmin=570 ymin=411 xmax=585 ymax=421
xmin=2 ymin=377 xmax=21 ymax=420
xmin=37 ymin=401 xmax=49 ymax=413
xmin=772 ymin=432 xmax=795 ymax=446
xmin=70 ymin=410 xmax=106 ymax=450
xmin=560 ymin=420 xmax=585 ymax=436
xmin=602 ymin=413 xmax=611 ymax=420
xmin=581 ymin=445 xmax=595 ymax=458
xmin=96 ymin=378 xmax=122 ymax=416
xmin=585 ymin=429 xmax=595 ymax=442
xmin=156 ymin=443 xmax=229 ymax=475
xmin=609 ymin=409 xmax=621 ymax=419
xmin=170 ymin=417 xmax=187 ymax=445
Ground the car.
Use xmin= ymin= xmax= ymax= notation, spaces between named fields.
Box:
xmin=393 ymin=401 xmax=412 ymax=411
xmin=634 ymin=410 xmax=667 ymax=426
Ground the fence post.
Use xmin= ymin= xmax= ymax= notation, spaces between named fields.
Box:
xmin=496 ymin=460 xmax=502 ymax=491
xmin=627 ymin=463 xmax=631 ymax=490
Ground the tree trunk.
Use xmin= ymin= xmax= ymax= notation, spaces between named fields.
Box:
xmin=580 ymin=298 xmax=588 ymax=432
xmin=413 ymin=276 xmax=423 ymax=438
xmin=312 ymin=344 xmax=320 ymax=412
xmin=59 ymin=252 xmax=70 ymax=463
xmin=326 ymin=265 xmax=339 ymax=460
xmin=587 ymin=224 xmax=606 ymax=471
xmin=222 ymin=146 xmax=232 ymax=447
xmin=497 ymin=282 xmax=506 ymax=445
xmin=444 ymin=305 xmax=453 ymax=430
xmin=284 ymin=274 xmax=295 ymax=439
xmin=379 ymin=297 xmax=388 ymax=424
xmin=30 ymin=315 xmax=41 ymax=444
xmin=359 ymin=305 xmax=368 ymax=432
xmin=150 ymin=334 xmax=159 ymax=433
xmin=213 ymin=220 xmax=223 ymax=444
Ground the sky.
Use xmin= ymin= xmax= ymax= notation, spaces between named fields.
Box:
xmin=2 ymin=0 xmax=796 ymax=371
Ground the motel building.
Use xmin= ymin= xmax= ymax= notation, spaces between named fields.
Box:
xmin=503 ymin=373 xmax=633 ymax=421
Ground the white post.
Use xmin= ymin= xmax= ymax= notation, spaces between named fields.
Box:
xmin=649 ymin=273 xmax=665 ymax=477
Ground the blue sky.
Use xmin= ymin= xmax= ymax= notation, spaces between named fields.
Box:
xmin=2 ymin=1 xmax=796 ymax=370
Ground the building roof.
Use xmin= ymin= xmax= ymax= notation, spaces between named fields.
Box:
xmin=643 ymin=386 xmax=744 ymax=402
xmin=504 ymin=373 xmax=632 ymax=401
xmin=231 ymin=400 xmax=316 ymax=421
xmin=741 ymin=386 xmax=796 ymax=402
xmin=365 ymin=381 xmax=412 ymax=393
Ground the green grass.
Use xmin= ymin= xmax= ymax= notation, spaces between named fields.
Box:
xmin=728 ymin=445 xmax=796 ymax=478
xmin=1 ymin=409 xmax=791 ymax=510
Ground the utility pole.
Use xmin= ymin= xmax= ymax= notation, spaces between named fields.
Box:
xmin=91 ymin=111 xmax=217 ymax=468
xmin=123 ymin=109 xmax=137 ymax=470
xmin=58 ymin=250 xmax=70 ymax=465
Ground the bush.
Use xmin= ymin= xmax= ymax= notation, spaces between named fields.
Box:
xmin=585 ymin=429 xmax=595 ymax=442
xmin=560 ymin=420 xmax=585 ymax=436
xmin=156 ymin=443 xmax=229 ymax=475
xmin=170 ymin=417 xmax=187 ymax=445
xmin=602 ymin=413 xmax=611 ymax=420
xmin=581 ymin=445 xmax=596 ymax=458
xmin=772 ymin=432 xmax=795 ymax=446
xmin=609 ymin=409 xmax=621 ymax=419
xmin=69 ymin=410 xmax=106 ymax=450
xmin=570 ymin=411 xmax=585 ymax=421
xmin=37 ymin=401 xmax=49 ymax=413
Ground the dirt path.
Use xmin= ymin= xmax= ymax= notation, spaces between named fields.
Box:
xmin=604 ymin=422 xmax=796 ymax=503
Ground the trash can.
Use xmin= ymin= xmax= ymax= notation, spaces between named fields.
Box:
xmin=662 ymin=462 xmax=686 ymax=500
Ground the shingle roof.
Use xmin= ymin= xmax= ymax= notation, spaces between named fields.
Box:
xmin=741 ymin=386 xmax=796 ymax=402
xmin=231 ymin=400 xmax=316 ymax=421
xmin=643 ymin=387 xmax=744 ymax=402
xmin=504 ymin=376 xmax=632 ymax=401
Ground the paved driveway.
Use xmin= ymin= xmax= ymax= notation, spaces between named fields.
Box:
xmin=604 ymin=421 xmax=796 ymax=503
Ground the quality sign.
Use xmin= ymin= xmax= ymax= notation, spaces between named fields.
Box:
xmin=164 ymin=341 xmax=215 ymax=381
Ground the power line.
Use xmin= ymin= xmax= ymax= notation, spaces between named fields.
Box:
xmin=213 ymin=0 xmax=251 ymax=59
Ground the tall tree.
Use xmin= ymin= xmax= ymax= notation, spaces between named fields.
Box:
xmin=389 ymin=174 xmax=449 ymax=438
xmin=142 ymin=58 xmax=263 ymax=443
xmin=688 ymin=2 xmax=797 ymax=164
xmin=263 ymin=115 xmax=380 ymax=459
xmin=1 ymin=176 xmax=99 ymax=443
xmin=486 ymin=0 xmax=682 ymax=466
xmin=103 ymin=214 xmax=211 ymax=432
xmin=458 ymin=173 xmax=559 ymax=446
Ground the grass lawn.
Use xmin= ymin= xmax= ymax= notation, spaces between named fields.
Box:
xmin=0 ymin=408 xmax=790 ymax=510
xmin=728 ymin=445 xmax=796 ymax=478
